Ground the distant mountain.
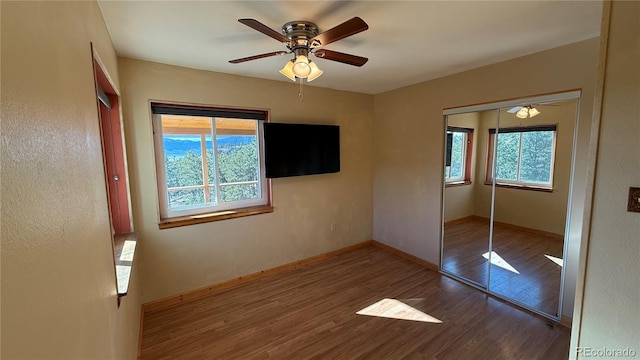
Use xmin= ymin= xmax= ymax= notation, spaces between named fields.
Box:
xmin=163 ymin=136 xmax=254 ymax=157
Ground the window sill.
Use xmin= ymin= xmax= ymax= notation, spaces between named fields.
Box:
xmin=114 ymin=232 xmax=137 ymax=302
xmin=445 ymin=180 xmax=472 ymax=188
xmin=484 ymin=181 xmax=553 ymax=193
xmin=158 ymin=204 xmax=274 ymax=229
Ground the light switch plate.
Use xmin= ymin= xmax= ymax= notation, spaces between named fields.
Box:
xmin=628 ymin=187 xmax=640 ymax=213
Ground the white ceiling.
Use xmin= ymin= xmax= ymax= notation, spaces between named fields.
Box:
xmin=98 ymin=1 xmax=602 ymax=95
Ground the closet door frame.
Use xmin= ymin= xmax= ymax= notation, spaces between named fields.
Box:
xmin=440 ymin=90 xmax=581 ymax=322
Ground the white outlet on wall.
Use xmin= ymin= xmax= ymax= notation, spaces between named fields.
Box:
xmin=331 ymin=223 xmax=336 ymax=231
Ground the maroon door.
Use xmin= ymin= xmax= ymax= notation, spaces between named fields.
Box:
xmin=98 ymin=94 xmax=131 ymax=235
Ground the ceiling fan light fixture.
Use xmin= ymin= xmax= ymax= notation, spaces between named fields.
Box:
xmin=307 ymin=61 xmax=323 ymax=82
xmin=528 ymin=107 xmax=540 ymax=117
xmin=516 ymin=107 xmax=529 ymax=119
xmin=279 ymin=60 xmax=296 ymax=81
xmin=292 ymin=54 xmax=311 ymax=78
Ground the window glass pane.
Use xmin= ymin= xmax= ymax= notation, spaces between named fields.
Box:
xmin=520 ymin=131 xmax=554 ymax=184
xmin=449 ymin=132 xmax=464 ymax=179
xmin=161 ymin=115 xmax=211 ymax=209
xmin=163 ymin=135 xmax=204 ymax=188
xmin=220 ymin=184 xmax=259 ymax=202
xmin=215 ymin=119 xmax=260 ymax=202
xmin=495 ymin=132 xmax=520 ymax=181
xmin=168 ymin=189 xmax=205 ymax=208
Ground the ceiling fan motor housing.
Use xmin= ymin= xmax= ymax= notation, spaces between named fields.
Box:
xmin=282 ymin=21 xmax=320 ymax=49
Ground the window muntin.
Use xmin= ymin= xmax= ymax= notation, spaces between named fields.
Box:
xmin=152 ymin=105 xmax=268 ymax=219
xmin=487 ymin=126 xmax=556 ymax=189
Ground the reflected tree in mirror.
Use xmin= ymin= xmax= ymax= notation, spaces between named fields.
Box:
xmin=496 ymin=132 xmax=520 ymax=181
xmin=492 ymin=129 xmax=555 ymax=186
xmin=520 ymin=131 xmax=554 ymax=183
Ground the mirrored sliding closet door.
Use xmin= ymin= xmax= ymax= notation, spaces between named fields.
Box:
xmin=440 ymin=91 xmax=580 ymax=320
xmin=441 ymin=109 xmax=498 ymax=289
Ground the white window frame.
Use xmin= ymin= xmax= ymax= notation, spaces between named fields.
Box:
xmin=152 ymin=105 xmax=269 ymax=220
xmin=445 ymin=131 xmax=468 ymax=183
xmin=487 ymin=127 xmax=557 ymax=189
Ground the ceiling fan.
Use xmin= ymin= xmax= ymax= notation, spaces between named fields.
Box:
xmin=228 ymin=17 xmax=369 ymax=82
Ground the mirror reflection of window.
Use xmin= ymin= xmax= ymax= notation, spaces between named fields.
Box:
xmin=445 ymin=131 xmax=466 ymax=181
xmin=486 ymin=125 xmax=557 ymax=189
xmin=445 ymin=127 xmax=474 ymax=185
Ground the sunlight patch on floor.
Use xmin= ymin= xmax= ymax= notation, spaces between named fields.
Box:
xmin=356 ymin=298 xmax=443 ymax=323
xmin=544 ymin=254 xmax=564 ymax=267
xmin=482 ymin=251 xmax=520 ymax=274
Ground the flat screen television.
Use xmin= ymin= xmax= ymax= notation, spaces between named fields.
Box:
xmin=263 ymin=123 xmax=340 ymax=178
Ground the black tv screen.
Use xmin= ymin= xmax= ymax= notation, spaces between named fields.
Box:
xmin=263 ymin=123 xmax=340 ymax=178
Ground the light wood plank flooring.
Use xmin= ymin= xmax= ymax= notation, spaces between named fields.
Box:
xmin=442 ymin=217 xmax=564 ymax=316
xmin=140 ymin=246 xmax=570 ymax=359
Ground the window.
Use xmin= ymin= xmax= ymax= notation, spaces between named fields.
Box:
xmin=486 ymin=125 xmax=556 ymax=189
xmin=152 ymin=103 xmax=270 ymax=222
xmin=445 ymin=127 xmax=473 ymax=184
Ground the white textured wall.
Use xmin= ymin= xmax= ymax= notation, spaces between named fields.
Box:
xmin=575 ymin=1 xmax=640 ymax=356
xmin=1 ymin=1 xmax=140 ymax=359
xmin=373 ymin=38 xmax=600 ymax=318
xmin=118 ymin=58 xmax=373 ymax=303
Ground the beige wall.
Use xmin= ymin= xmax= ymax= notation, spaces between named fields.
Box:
xmin=472 ymin=110 xmax=500 ymax=217
xmin=1 ymin=2 xmax=140 ymax=359
xmin=118 ymin=58 xmax=373 ymax=303
xmin=574 ymin=1 xmax=640 ymax=357
xmin=373 ymin=37 xmax=600 ymax=318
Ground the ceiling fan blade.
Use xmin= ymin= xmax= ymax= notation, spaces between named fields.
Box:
xmin=238 ymin=19 xmax=292 ymax=45
xmin=314 ymin=49 xmax=368 ymax=67
xmin=310 ymin=17 xmax=368 ymax=47
xmin=229 ymin=51 xmax=289 ymax=64
xmin=507 ymin=106 xmax=523 ymax=113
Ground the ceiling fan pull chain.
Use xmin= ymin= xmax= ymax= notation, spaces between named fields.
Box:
xmin=299 ymin=77 xmax=304 ymax=102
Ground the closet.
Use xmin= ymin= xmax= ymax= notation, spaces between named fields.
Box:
xmin=440 ymin=91 xmax=580 ymax=320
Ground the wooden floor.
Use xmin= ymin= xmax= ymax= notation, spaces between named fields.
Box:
xmin=442 ymin=217 xmax=564 ymax=316
xmin=140 ymin=246 xmax=570 ymax=359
